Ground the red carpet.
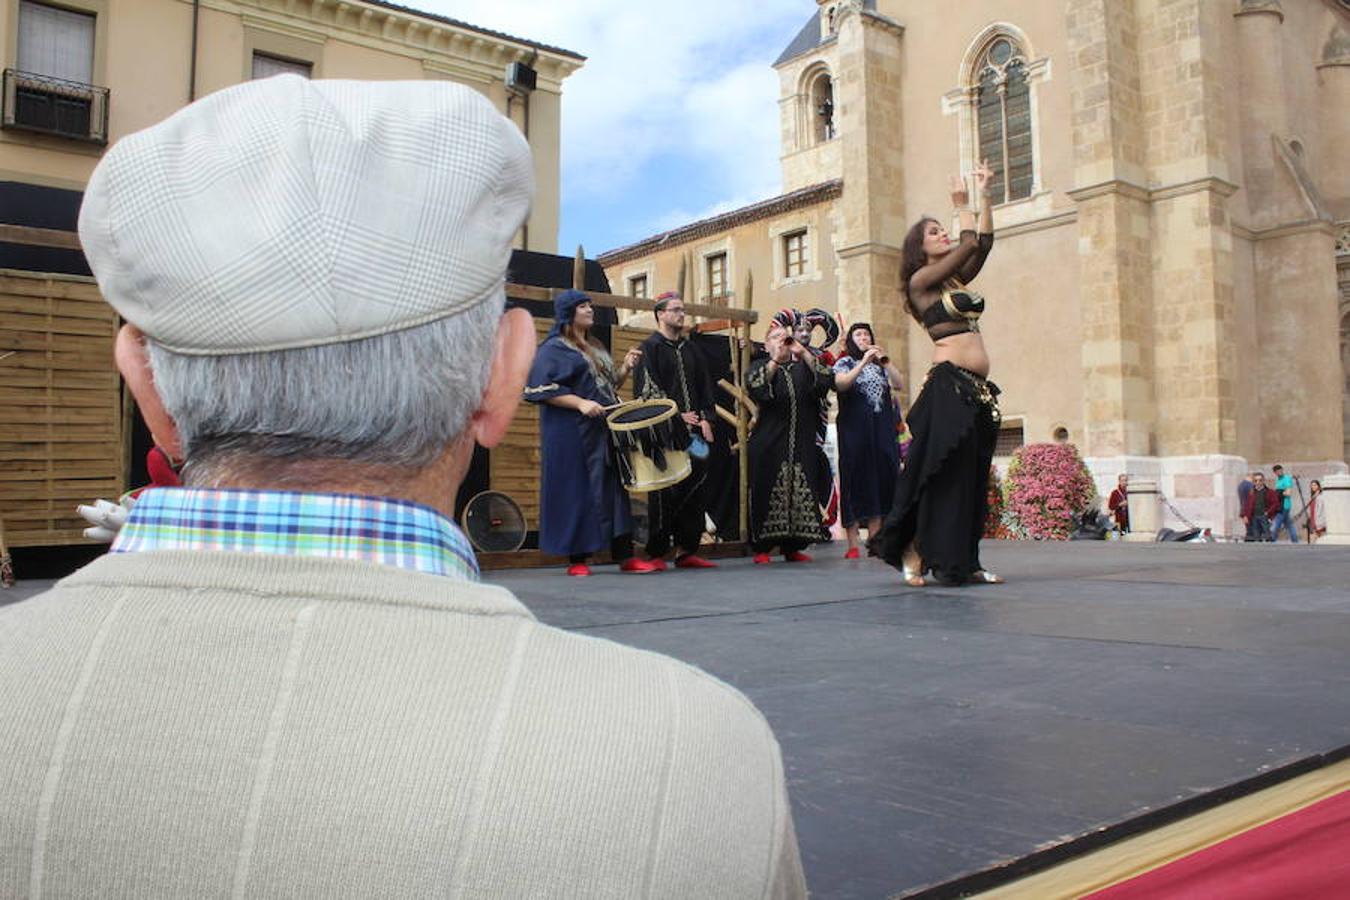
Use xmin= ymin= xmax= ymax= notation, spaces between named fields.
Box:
xmin=1086 ymin=790 xmax=1350 ymax=899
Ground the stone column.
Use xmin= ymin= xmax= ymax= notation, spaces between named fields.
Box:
xmin=1234 ymin=1 xmax=1344 ymax=462
xmin=1317 ymin=473 xmax=1350 ymax=545
xmin=1318 ymin=25 xmax=1350 ymax=465
xmin=1066 ymin=0 xmax=1154 ymax=458
xmin=1139 ymin=0 xmax=1241 ymax=459
xmin=831 ymin=5 xmax=909 ymax=401
xmin=1234 ymin=1 xmax=1290 ymax=229
xmin=1319 ymin=23 xmax=1350 ymax=220
xmin=1124 ymin=477 xmax=1159 ymax=541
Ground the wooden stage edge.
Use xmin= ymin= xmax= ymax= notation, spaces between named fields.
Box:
xmin=914 ymin=742 xmax=1350 ymax=900
xmin=479 ymin=541 xmax=750 ymax=571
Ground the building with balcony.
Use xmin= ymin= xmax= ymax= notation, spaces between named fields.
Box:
xmin=2 ymin=0 xmax=583 ymax=265
xmin=0 ymin=0 xmax=582 ymax=548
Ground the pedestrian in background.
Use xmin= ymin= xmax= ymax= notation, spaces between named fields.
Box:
xmin=1307 ymin=479 xmax=1326 ymax=543
xmin=1270 ymin=464 xmax=1299 ymax=543
xmin=1108 ymin=473 xmax=1130 ymax=535
xmin=1242 ymin=471 xmax=1279 ymax=542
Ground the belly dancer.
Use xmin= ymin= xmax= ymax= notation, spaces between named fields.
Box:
xmin=875 ymin=162 xmax=1004 ymax=586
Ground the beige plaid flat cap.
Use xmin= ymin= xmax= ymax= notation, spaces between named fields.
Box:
xmin=79 ymin=75 xmax=533 ymax=355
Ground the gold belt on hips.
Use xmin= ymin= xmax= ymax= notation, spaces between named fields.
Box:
xmin=930 ymin=363 xmax=1002 ymax=424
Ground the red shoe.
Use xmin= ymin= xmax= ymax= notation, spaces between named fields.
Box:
xmin=647 ymin=557 xmax=668 ymax=572
xmin=565 ymin=563 xmax=592 ymax=577
xmin=619 ymin=558 xmax=660 ymax=574
xmin=675 ymin=554 xmax=718 ymax=569
xmin=753 ymin=553 xmax=772 ymax=565
xmin=844 ymin=547 xmax=861 ymax=560
xmin=784 ymin=551 xmax=812 ymax=563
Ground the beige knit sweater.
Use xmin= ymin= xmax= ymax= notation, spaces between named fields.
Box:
xmin=0 ymin=552 xmax=805 ymax=898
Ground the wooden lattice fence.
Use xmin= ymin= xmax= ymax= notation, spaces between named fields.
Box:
xmin=0 ymin=269 xmax=126 ymax=547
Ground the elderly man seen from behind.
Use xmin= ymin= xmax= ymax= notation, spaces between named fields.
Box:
xmin=0 ymin=77 xmax=804 ymax=898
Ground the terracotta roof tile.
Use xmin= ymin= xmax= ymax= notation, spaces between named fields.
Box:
xmin=598 ymin=180 xmax=843 ymax=266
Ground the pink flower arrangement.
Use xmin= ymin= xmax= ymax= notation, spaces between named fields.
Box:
xmin=1004 ymin=443 xmax=1098 ymax=540
xmin=984 ymin=466 xmax=1013 ymax=539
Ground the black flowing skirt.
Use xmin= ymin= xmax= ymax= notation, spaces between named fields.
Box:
xmin=874 ymin=362 xmax=1000 ymax=584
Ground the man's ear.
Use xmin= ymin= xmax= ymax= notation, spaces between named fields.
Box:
xmin=115 ymin=324 xmax=183 ymax=461
xmin=471 ymin=307 xmax=535 ymax=450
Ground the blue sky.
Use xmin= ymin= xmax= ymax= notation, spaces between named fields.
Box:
xmin=420 ymin=2 xmax=811 ymax=255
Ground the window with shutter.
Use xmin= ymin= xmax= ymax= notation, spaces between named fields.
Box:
xmin=783 ymin=230 xmax=807 ymax=278
xmin=705 ymin=253 xmax=727 ymax=302
xmin=17 ymin=1 xmax=94 ymax=84
xmin=4 ymin=1 xmax=107 ymax=143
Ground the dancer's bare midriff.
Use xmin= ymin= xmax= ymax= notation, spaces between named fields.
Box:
xmin=931 ymin=330 xmax=989 ymax=378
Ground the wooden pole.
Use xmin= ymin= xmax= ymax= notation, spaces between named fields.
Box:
xmin=676 ymin=255 xmax=687 ymax=299
xmin=736 ymin=269 xmax=753 ymax=545
xmin=572 ymin=244 xmax=585 ymax=291
xmin=503 ymin=283 xmax=757 ymax=323
xmin=717 ymin=378 xmax=758 ymax=416
xmin=726 ymin=280 xmax=742 ymax=541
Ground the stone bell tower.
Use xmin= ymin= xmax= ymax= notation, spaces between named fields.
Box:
xmin=774 ymin=0 xmax=908 ymax=394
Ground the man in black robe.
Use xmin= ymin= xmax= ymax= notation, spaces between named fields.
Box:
xmin=745 ymin=311 xmax=836 ymax=564
xmin=633 ymin=292 xmax=718 ymax=569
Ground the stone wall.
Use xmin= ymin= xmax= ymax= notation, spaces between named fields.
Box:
xmin=602 ymin=199 xmax=839 ymax=336
xmin=830 ymin=7 xmax=908 ymax=375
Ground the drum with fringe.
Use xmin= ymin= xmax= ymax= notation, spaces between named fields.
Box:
xmin=606 ymin=399 xmax=692 ymax=494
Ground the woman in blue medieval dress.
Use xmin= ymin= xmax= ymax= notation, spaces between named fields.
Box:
xmin=524 ymin=290 xmax=660 ymax=576
xmin=832 ymin=322 xmax=904 ymax=559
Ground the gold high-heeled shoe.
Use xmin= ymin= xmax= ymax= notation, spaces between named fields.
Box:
xmin=901 ymin=545 xmax=925 ymax=587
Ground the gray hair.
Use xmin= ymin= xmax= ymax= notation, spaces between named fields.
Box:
xmin=145 ymin=302 xmax=499 ymax=484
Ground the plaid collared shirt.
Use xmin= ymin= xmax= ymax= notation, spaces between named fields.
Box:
xmin=111 ymin=488 xmax=479 ymax=581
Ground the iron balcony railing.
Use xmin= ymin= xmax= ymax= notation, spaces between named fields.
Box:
xmin=2 ymin=68 xmax=109 ymax=145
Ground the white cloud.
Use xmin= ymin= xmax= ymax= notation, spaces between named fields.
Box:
xmin=648 ymin=191 xmax=773 ymax=237
xmin=421 ymin=1 xmax=804 ymax=238
xmin=678 ymin=62 xmax=784 ymax=196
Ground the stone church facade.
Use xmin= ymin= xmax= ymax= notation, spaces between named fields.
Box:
xmin=599 ymin=0 xmax=1350 ymax=536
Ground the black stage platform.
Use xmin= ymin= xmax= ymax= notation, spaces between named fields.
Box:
xmin=492 ymin=541 xmax=1350 ymax=898
xmin=7 ymin=541 xmax=1349 ymax=897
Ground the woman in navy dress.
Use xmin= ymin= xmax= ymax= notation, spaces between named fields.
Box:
xmin=525 ymin=290 xmax=658 ymax=576
xmin=832 ymin=323 xmax=903 ymax=559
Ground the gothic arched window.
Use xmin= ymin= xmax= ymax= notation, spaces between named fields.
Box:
xmin=974 ymin=36 xmax=1032 ymax=204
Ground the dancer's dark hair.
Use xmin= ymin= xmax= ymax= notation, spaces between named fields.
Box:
xmin=899 ymin=217 xmax=938 ymax=324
